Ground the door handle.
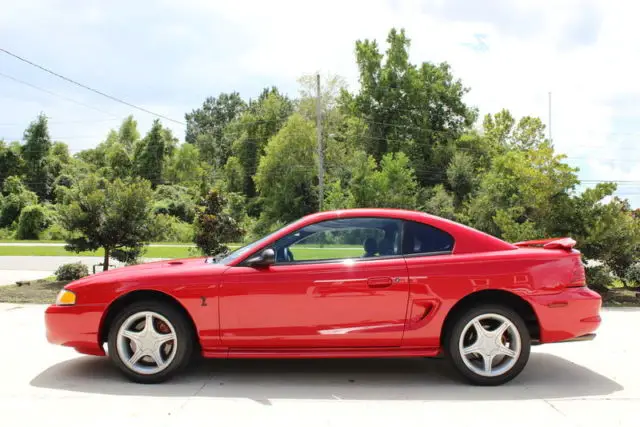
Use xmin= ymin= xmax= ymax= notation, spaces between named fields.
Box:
xmin=367 ymin=277 xmax=393 ymax=288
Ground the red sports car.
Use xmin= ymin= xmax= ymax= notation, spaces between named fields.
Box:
xmin=45 ymin=208 xmax=602 ymax=385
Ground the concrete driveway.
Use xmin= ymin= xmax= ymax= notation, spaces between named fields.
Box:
xmin=0 ymin=304 xmax=636 ymax=427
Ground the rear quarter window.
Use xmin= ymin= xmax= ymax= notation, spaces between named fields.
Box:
xmin=402 ymin=220 xmax=454 ymax=255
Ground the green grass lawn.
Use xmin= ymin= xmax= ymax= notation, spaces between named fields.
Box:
xmin=0 ymin=239 xmax=193 ymax=246
xmin=0 ymin=243 xmax=365 ymax=260
xmin=0 ymin=239 xmax=65 ymax=244
xmin=0 ymin=245 xmax=197 ymax=258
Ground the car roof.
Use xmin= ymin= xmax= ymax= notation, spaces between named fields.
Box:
xmin=298 ymin=208 xmax=517 ymax=254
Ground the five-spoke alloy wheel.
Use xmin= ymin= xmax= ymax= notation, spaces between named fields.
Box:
xmin=446 ymin=304 xmax=530 ymax=386
xmin=107 ymin=301 xmax=193 ymax=383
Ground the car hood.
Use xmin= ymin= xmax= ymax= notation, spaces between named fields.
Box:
xmin=65 ymin=256 xmax=228 ymax=290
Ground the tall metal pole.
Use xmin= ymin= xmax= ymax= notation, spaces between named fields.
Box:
xmin=316 ymin=73 xmax=324 ymax=211
xmin=548 ymin=91 xmax=552 ymax=142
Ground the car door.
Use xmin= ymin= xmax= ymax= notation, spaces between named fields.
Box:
xmin=399 ymin=219 xmax=457 ymax=348
xmin=219 ymin=217 xmax=411 ymax=348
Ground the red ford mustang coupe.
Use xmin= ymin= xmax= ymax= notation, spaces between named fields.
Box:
xmin=45 ymin=208 xmax=602 ymax=385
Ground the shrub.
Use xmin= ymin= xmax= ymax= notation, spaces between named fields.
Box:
xmin=624 ymin=263 xmax=640 ymax=286
xmin=193 ymin=190 xmax=242 ymax=256
xmin=152 ymin=185 xmax=197 ymax=223
xmin=16 ymin=205 xmax=49 ymax=239
xmin=41 ymin=223 xmax=67 ymax=240
xmin=150 ymin=214 xmax=194 ymax=242
xmin=55 ymin=262 xmax=89 ymax=281
xmin=0 ymin=227 xmax=14 ymax=239
xmin=1 ymin=176 xmax=38 ymax=227
xmin=585 ymin=264 xmax=614 ymax=293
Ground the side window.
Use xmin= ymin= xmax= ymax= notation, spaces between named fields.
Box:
xmin=272 ymin=217 xmax=403 ymax=263
xmin=402 ymin=221 xmax=454 ymax=255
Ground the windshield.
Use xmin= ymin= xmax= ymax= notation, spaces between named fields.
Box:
xmin=215 ymin=218 xmax=306 ymax=265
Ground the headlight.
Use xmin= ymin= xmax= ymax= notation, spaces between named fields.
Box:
xmin=56 ymin=289 xmax=76 ymax=306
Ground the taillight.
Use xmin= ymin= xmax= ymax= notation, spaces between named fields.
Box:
xmin=568 ymin=257 xmax=586 ymax=287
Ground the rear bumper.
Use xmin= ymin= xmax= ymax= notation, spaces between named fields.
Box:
xmin=528 ymin=286 xmax=602 ymax=344
xmin=45 ymin=303 xmax=107 ymax=356
xmin=556 ymin=332 xmax=597 ymax=343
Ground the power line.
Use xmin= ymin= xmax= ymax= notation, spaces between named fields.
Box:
xmin=0 ymin=71 xmax=118 ymax=118
xmin=0 ymin=48 xmax=185 ymax=126
xmin=0 ymin=118 xmax=119 ymax=127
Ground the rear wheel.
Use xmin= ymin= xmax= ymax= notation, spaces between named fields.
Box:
xmin=446 ymin=304 xmax=530 ymax=386
xmin=107 ymin=301 xmax=194 ymax=383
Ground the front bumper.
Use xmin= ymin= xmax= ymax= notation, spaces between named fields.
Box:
xmin=528 ymin=286 xmax=602 ymax=344
xmin=45 ymin=303 xmax=107 ymax=356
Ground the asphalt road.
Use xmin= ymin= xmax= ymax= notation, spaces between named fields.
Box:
xmin=0 ymin=304 xmax=636 ymax=427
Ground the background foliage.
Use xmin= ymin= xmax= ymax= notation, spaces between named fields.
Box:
xmin=0 ymin=28 xmax=638 ymax=285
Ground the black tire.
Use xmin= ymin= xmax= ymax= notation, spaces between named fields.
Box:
xmin=107 ymin=300 xmax=194 ymax=384
xmin=445 ymin=304 xmax=530 ymax=386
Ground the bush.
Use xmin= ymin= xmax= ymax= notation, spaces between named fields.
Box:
xmin=152 ymin=185 xmax=197 ymax=223
xmin=0 ymin=227 xmax=14 ymax=239
xmin=41 ymin=223 xmax=67 ymax=240
xmin=16 ymin=205 xmax=49 ymax=239
xmin=194 ymin=190 xmax=242 ymax=256
xmin=585 ymin=264 xmax=614 ymax=293
xmin=0 ymin=176 xmax=38 ymax=227
xmin=150 ymin=214 xmax=194 ymax=242
xmin=625 ymin=263 xmax=640 ymax=286
xmin=54 ymin=262 xmax=89 ymax=281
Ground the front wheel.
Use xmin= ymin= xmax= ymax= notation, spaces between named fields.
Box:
xmin=107 ymin=301 xmax=194 ymax=383
xmin=446 ymin=304 xmax=530 ymax=386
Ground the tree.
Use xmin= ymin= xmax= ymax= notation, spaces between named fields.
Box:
xmin=254 ymin=114 xmax=318 ymax=225
xmin=16 ymin=204 xmax=49 ymax=239
xmin=420 ymin=185 xmax=456 ymax=220
xmin=59 ymin=175 xmax=155 ymax=270
xmin=152 ymin=185 xmax=197 ymax=223
xmin=466 ymin=141 xmax=578 ymax=238
xmin=164 ymin=143 xmax=206 ymax=187
xmin=117 ymin=115 xmax=140 ymax=152
xmin=367 ymin=152 xmax=419 ymax=208
xmin=549 ymin=183 xmax=640 ymax=276
xmin=446 ymin=151 xmax=476 ymax=206
xmin=324 ymin=151 xmax=419 ymax=210
xmin=483 ymin=109 xmax=548 ymax=150
xmin=0 ymin=140 xmax=24 ymax=189
xmin=229 ymin=87 xmax=294 ymax=198
xmin=134 ymin=119 xmax=167 ymax=187
xmin=105 ymin=142 xmax=132 ymax=180
xmin=193 ymin=189 xmax=242 ymax=256
xmin=341 ymin=28 xmax=476 ymax=186
xmin=0 ymin=176 xmax=38 ymax=227
xmin=185 ymin=92 xmax=246 ymax=166
xmin=222 ymin=156 xmax=244 ymax=193
xmin=483 ymin=109 xmax=515 ymax=148
xmin=297 ymin=73 xmax=349 ymax=137
xmin=21 ymin=113 xmax=53 ymax=200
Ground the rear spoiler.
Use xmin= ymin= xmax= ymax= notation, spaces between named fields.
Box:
xmin=513 ymin=237 xmax=577 ymax=250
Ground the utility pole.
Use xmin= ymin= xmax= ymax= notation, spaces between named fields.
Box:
xmin=316 ymin=73 xmax=324 ymax=211
xmin=548 ymin=91 xmax=552 ymax=142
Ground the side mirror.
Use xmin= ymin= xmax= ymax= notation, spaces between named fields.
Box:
xmin=246 ymin=248 xmax=275 ymax=267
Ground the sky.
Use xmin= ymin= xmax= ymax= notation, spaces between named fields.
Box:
xmin=1 ymin=0 xmax=639 ymax=207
